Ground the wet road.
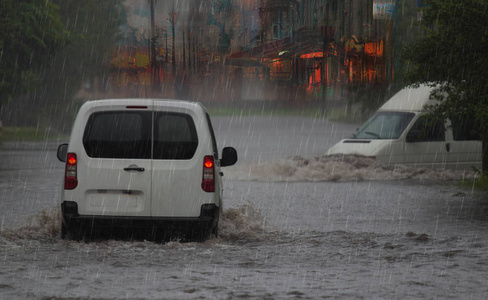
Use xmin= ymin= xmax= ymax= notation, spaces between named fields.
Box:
xmin=1 ymin=116 xmax=487 ymax=299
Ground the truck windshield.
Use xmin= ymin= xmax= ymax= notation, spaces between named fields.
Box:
xmin=353 ymin=112 xmax=415 ymax=140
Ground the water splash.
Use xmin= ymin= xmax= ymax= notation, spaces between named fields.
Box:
xmin=225 ymin=154 xmax=478 ymax=182
xmin=219 ymin=202 xmax=269 ymax=242
xmin=0 ymin=203 xmax=270 ymax=245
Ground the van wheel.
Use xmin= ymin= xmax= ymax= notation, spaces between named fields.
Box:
xmin=62 ymin=224 xmax=84 ymax=242
xmin=211 ymin=224 xmax=218 ymax=238
xmin=61 ymin=223 xmax=67 ymax=239
xmin=212 ymin=225 xmax=218 ymax=237
xmin=211 ymin=217 xmax=219 ymax=238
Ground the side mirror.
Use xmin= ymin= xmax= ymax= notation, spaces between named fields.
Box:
xmin=220 ymin=147 xmax=237 ymax=167
xmin=57 ymin=143 xmax=68 ymax=162
xmin=406 ymin=130 xmax=421 ymax=143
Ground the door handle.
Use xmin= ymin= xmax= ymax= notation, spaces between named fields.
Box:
xmin=445 ymin=143 xmax=451 ymax=152
xmin=124 ymin=165 xmax=145 ymax=172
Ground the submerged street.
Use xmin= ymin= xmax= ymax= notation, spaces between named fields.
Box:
xmin=1 ymin=115 xmax=487 ymax=299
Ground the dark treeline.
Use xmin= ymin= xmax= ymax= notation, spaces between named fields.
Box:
xmin=0 ymin=0 xmax=124 ymax=131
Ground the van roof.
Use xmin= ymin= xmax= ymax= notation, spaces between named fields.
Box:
xmin=379 ymin=84 xmax=439 ymax=112
xmin=82 ymin=99 xmax=206 ymax=112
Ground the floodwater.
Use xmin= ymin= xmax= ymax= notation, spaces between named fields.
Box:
xmin=1 ymin=116 xmax=487 ymax=299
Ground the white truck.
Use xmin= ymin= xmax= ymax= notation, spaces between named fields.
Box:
xmin=327 ymin=85 xmax=482 ymax=171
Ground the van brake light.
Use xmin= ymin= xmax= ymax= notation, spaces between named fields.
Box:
xmin=202 ymin=156 xmax=215 ymax=192
xmin=64 ymin=152 xmax=78 ymax=190
xmin=126 ymin=105 xmax=148 ymax=109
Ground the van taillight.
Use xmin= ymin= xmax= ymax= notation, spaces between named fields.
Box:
xmin=64 ymin=153 xmax=78 ymax=190
xmin=202 ymin=155 xmax=215 ymax=192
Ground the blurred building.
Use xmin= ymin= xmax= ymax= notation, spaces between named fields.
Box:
xmin=102 ymin=0 xmax=398 ymax=102
xmin=227 ymin=0 xmax=394 ymax=101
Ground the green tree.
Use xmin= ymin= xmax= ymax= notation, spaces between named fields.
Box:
xmin=403 ymin=0 xmax=488 ymax=173
xmin=206 ymin=0 xmax=235 ymax=55
xmin=1 ymin=0 xmax=124 ymax=130
xmin=35 ymin=0 xmax=125 ymax=129
xmin=0 ymin=0 xmax=67 ymax=103
xmin=393 ymin=0 xmax=426 ymax=88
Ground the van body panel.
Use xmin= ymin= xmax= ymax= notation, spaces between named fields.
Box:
xmin=376 ymin=140 xmax=405 ymax=165
xmin=149 ymin=102 xmax=216 ymax=218
xmin=379 ymin=85 xmax=438 ymax=112
xmin=150 ymin=159 xmax=206 ymax=217
xmin=65 ymin=100 xmax=156 ymax=217
xmin=328 ymin=139 xmax=381 ymax=158
xmin=403 ymin=140 xmax=449 ymax=168
xmin=445 ymin=140 xmax=482 ymax=170
xmin=328 ymin=139 xmax=405 ymax=164
xmin=77 ymin=158 xmax=152 ymax=216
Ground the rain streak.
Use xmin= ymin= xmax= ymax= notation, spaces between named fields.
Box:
xmin=1 ymin=0 xmax=488 ymax=299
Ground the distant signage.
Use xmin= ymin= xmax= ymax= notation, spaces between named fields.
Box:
xmin=373 ymin=1 xmax=395 ymax=19
xmin=365 ymin=41 xmax=384 ymax=57
xmin=300 ymin=52 xmax=324 ymax=59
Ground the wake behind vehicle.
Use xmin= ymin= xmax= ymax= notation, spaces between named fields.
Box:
xmin=327 ymin=85 xmax=482 ymax=170
xmin=57 ymin=99 xmax=237 ymax=242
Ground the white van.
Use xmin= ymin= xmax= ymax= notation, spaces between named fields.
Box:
xmin=57 ymin=99 xmax=237 ymax=242
xmin=327 ymin=85 xmax=482 ymax=170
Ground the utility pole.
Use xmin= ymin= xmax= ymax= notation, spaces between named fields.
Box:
xmin=182 ymin=24 xmax=186 ymax=71
xmin=188 ymin=28 xmax=192 ymax=74
xmin=149 ymin=0 xmax=159 ymax=90
xmin=164 ymin=30 xmax=168 ymax=63
xmin=170 ymin=9 xmax=177 ymax=78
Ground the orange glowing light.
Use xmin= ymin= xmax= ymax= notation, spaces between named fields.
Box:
xmin=365 ymin=41 xmax=384 ymax=56
xmin=300 ymin=52 xmax=324 ymax=59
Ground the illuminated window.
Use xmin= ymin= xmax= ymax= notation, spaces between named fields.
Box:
xmin=365 ymin=41 xmax=384 ymax=56
xmin=300 ymin=52 xmax=324 ymax=59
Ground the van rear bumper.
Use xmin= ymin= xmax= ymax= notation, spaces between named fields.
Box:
xmin=61 ymin=201 xmax=219 ymax=241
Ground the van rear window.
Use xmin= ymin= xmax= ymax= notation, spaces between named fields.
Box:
xmin=83 ymin=111 xmax=198 ymax=159
xmin=153 ymin=113 xmax=198 ymax=160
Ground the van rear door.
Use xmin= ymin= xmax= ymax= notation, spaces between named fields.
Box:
xmin=80 ymin=109 xmax=153 ymax=217
xmin=150 ymin=111 xmax=204 ymax=218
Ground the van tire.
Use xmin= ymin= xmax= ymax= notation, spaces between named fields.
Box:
xmin=212 ymin=225 xmax=218 ymax=238
xmin=61 ymin=223 xmax=85 ymax=242
xmin=61 ymin=223 xmax=67 ymax=239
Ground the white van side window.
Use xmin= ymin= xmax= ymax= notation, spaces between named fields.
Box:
xmin=408 ymin=115 xmax=445 ymax=142
xmin=451 ymin=118 xmax=478 ymax=141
